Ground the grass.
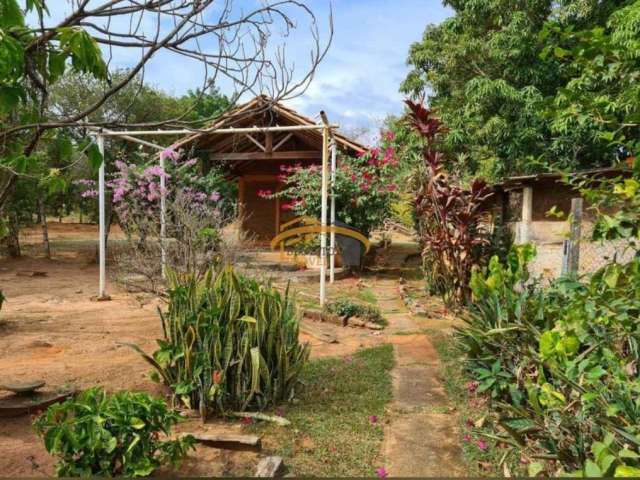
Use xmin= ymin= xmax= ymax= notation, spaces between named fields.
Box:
xmin=357 ymin=287 xmax=378 ymax=305
xmin=430 ymin=330 xmax=523 ymax=477
xmin=245 ymin=344 xmax=394 ymax=477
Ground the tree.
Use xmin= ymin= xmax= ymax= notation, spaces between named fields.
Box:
xmin=0 ymin=0 xmax=331 ymax=217
xmin=400 ymin=0 xmax=628 ymax=180
xmin=542 ymin=0 xmax=640 ymax=161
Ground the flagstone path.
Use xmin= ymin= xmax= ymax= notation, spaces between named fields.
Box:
xmin=371 ymin=277 xmax=466 ymax=477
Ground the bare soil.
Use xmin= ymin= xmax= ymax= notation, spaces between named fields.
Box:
xmin=0 ymin=223 xmax=397 ymax=476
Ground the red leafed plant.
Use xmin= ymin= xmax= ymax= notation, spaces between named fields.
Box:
xmin=406 ymin=99 xmax=493 ymax=306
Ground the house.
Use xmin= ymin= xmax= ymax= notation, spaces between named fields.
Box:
xmin=174 ymin=95 xmax=367 ymax=241
xmin=490 ymin=167 xmax=630 ymax=244
xmin=489 ymin=167 xmax=632 ymax=278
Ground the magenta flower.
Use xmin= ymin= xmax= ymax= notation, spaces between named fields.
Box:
xmin=369 ymin=415 xmax=378 ymax=424
xmin=463 ymin=434 xmax=471 ymax=443
xmin=477 ymin=439 xmax=488 ymax=451
xmin=375 ymin=467 xmax=388 ymax=478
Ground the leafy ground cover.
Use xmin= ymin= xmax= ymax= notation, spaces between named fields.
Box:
xmin=245 ymin=344 xmax=394 ymax=476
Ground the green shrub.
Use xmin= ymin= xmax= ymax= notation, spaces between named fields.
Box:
xmin=33 ymin=387 xmax=194 ymax=477
xmin=324 ymin=298 xmax=386 ymax=326
xmin=458 ymin=245 xmax=640 ymax=475
xmin=130 ymin=266 xmax=309 ymax=418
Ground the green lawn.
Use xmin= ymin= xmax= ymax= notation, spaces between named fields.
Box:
xmin=246 ymin=344 xmax=394 ymax=476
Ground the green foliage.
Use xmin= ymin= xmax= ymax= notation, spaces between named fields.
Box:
xmin=130 ymin=266 xmax=309 ymax=418
xmin=33 ymin=387 xmax=194 ymax=477
xmin=401 ymin=0 xmax=634 ymax=179
xmin=458 ymin=241 xmax=640 ymax=474
xmin=324 ymin=298 xmax=386 ymax=326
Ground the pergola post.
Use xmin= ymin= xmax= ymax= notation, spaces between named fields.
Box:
xmin=319 ymin=126 xmax=329 ymax=306
xmin=329 ymin=140 xmax=337 ymax=283
xmin=160 ymin=153 xmax=167 ymax=279
xmin=97 ymin=133 xmax=108 ymax=300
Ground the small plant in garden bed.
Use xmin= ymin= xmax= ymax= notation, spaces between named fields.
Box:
xmin=129 ymin=265 xmax=309 ymax=418
xmin=324 ymin=298 xmax=386 ymax=326
xmin=33 ymin=387 xmax=194 ymax=477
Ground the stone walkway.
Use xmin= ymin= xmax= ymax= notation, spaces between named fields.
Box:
xmin=372 ymin=277 xmax=465 ymax=477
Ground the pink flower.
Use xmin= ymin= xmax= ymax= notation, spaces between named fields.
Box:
xmin=376 ymin=467 xmax=388 ymax=478
xmin=477 ymin=439 xmax=488 ymax=451
xmin=386 ymin=184 xmax=397 ymax=192
xmin=369 ymin=415 xmax=378 ymax=424
xmin=463 ymin=434 xmax=471 ymax=443
xmin=281 ymin=202 xmax=294 ymax=211
xmin=209 ymin=191 xmax=221 ymax=202
xmin=160 ymin=148 xmax=179 ymax=162
xmin=257 ymin=189 xmax=272 ymax=198
xmin=467 ymin=381 xmax=479 ymax=394
xmin=384 ymin=130 xmax=395 ymax=142
xmin=81 ymin=189 xmax=98 ymax=198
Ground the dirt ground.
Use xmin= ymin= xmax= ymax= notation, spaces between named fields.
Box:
xmin=1 ymin=223 xmax=439 ymax=476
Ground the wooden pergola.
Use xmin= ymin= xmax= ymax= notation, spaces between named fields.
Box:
xmin=90 ymin=96 xmax=367 ymax=306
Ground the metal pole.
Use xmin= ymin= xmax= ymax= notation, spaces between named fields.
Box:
xmin=320 ymin=127 xmax=329 ymax=306
xmin=329 ymin=140 xmax=337 ymax=283
xmin=97 ymin=134 xmax=107 ymax=299
xmin=160 ymin=153 xmax=167 ymax=279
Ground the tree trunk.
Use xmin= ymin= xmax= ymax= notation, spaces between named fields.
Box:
xmin=39 ymin=199 xmax=51 ymax=259
xmin=5 ymin=211 xmax=20 ymax=258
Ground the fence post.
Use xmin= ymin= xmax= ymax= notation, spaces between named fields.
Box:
xmin=567 ymin=197 xmax=583 ymax=275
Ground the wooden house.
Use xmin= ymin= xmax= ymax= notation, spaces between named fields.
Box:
xmin=174 ymin=95 xmax=367 ymax=241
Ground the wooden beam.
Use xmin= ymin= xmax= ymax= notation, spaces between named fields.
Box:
xmin=265 ymin=132 xmax=273 ymax=153
xmin=209 ymin=150 xmax=321 ymax=161
xmin=244 ymin=133 xmax=266 ymax=151
xmin=273 ymin=133 xmax=293 ymax=151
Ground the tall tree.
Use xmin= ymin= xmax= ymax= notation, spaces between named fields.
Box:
xmin=401 ymin=0 xmax=629 ymax=180
xmin=0 ymin=0 xmax=331 ymax=217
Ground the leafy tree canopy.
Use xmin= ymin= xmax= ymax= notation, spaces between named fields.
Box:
xmin=400 ymin=0 xmax=638 ymax=180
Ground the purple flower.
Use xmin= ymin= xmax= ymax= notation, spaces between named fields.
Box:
xmin=160 ymin=148 xmax=179 ymax=162
xmin=81 ymin=189 xmax=99 ymax=198
xmin=209 ymin=191 xmax=221 ymax=202
xmin=376 ymin=467 xmax=388 ymax=478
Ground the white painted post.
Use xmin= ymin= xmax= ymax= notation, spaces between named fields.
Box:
xmin=97 ymin=134 xmax=107 ymax=299
xmin=520 ymin=186 xmax=533 ymax=243
xmin=329 ymin=140 xmax=337 ymax=283
xmin=319 ymin=127 xmax=329 ymax=306
xmin=159 ymin=153 xmax=167 ymax=279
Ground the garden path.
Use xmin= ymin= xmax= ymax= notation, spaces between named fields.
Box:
xmin=372 ymin=277 xmax=465 ymax=477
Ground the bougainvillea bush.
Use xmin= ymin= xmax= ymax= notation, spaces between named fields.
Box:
xmin=406 ymin=99 xmax=493 ymax=307
xmin=76 ymin=149 xmax=237 ymax=290
xmin=272 ymin=142 xmax=400 ymax=237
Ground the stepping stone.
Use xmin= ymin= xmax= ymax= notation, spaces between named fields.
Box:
xmin=256 ymin=456 xmax=285 ymax=477
xmin=0 ymin=380 xmax=45 ymax=394
xmin=0 ymin=390 xmax=73 ymax=417
xmin=186 ymin=433 xmax=262 ymax=452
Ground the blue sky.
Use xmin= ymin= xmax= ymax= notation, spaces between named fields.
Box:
xmin=36 ymin=1 xmax=452 ymax=138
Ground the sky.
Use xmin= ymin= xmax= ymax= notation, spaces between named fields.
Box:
xmin=36 ymin=1 xmax=452 ymax=140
